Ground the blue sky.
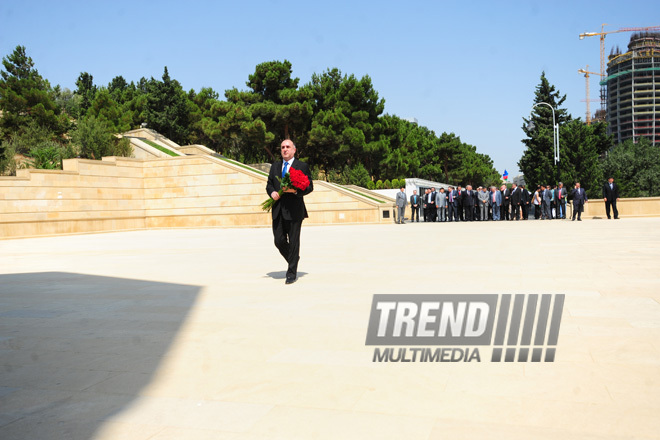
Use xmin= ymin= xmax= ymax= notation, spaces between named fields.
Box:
xmin=1 ymin=0 xmax=659 ymax=176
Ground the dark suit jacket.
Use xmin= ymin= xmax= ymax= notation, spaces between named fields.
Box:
xmin=410 ymin=194 xmax=420 ymax=206
xmin=602 ymin=182 xmax=620 ymax=201
xmin=461 ymin=190 xmax=476 ymax=207
xmin=511 ymin=187 xmax=522 ymax=205
xmin=571 ymin=187 xmax=588 ymax=207
xmin=501 ymin=189 xmax=511 ymax=205
xmin=447 ymin=190 xmax=458 ymax=206
xmin=266 ymin=159 xmax=314 ymax=221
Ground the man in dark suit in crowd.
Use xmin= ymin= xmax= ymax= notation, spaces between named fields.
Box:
xmin=555 ymin=182 xmax=567 ymax=219
xmin=447 ymin=186 xmax=458 ymax=222
xmin=456 ymin=185 xmax=464 ymax=221
xmin=520 ymin=185 xmax=530 ymax=220
xmin=266 ymin=139 xmax=314 ymax=284
xmin=510 ymin=183 xmax=521 ymax=220
xmin=461 ymin=185 xmax=476 ymax=221
xmin=602 ymin=177 xmax=620 ymax=219
xmin=542 ymin=185 xmax=553 ymax=220
xmin=423 ymin=188 xmax=436 ymax=222
xmin=410 ymin=190 xmax=421 ymax=222
xmin=500 ymin=184 xmax=511 ymax=221
xmin=571 ymin=182 xmax=588 ymax=221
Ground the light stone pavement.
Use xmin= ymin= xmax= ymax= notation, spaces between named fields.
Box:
xmin=1 ymin=218 xmax=660 ymax=439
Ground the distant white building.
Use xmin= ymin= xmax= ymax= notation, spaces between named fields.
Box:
xmin=371 ymin=177 xmax=451 ymax=200
xmin=404 ymin=117 xmax=418 ymax=124
xmin=512 ymin=174 xmax=526 ymax=186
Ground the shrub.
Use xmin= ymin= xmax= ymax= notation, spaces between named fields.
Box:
xmin=72 ymin=116 xmax=115 ymax=160
xmin=366 ymin=180 xmax=375 ymax=190
xmin=347 ymin=163 xmax=371 ymax=187
xmin=376 ymin=179 xmax=383 ymax=189
xmin=384 ymin=179 xmax=392 ymax=189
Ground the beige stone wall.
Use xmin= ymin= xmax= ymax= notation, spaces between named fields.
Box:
xmin=0 ymin=155 xmax=393 ymax=239
xmin=582 ymin=197 xmax=660 ymax=218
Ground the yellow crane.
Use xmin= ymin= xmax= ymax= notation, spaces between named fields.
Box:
xmin=577 ymin=65 xmax=603 ymax=125
xmin=579 ymin=24 xmax=660 ymax=111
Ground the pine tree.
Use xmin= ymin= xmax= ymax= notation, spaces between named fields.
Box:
xmin=519 ymin=72 xmax=571 ymax=189
xmin=0 ymin=45 xmax=68 ymax=139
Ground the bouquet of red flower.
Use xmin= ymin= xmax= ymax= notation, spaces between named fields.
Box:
xmin=261 ymin=168 xmax=311 ymax=212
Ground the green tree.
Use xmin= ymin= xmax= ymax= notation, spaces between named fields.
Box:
xmin=145 ymin=67 xmax=192 ymax=144
xmin=53 ymin=86 xmax=81 ymax=119
xmin=75 ymin=72 xmax=97 ymax=116
xmin=559 ymin=120 xmax=612 ymax=197
xmin=0 ymin=45 xmax=69 ymax=139
xmin=519 ymin=72 xmax=571 ymax=189
xmin=86 ymin=88 xmax=132 ymax=133
xmin=601 ymin=137 xmax=660 ymax=197
xmin=306 ymin=68 xmax=385 ymax=175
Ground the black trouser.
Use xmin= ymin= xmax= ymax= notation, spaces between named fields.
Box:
xmin=572 ymin=203 xmax=582 ymax=220
xmin=521 ymin=203 xmax=528 ymax=219
xmin=464 ymin=205 xmax=473 ymax=221
xmin=501 ymin=203 xmax=509 ymax=220
xmin=458 ymin=204 xmax=464 ymax=221
xmin=273 ymin=215 xmax=302 ymax=279
xmin=605 ymin=200 xmax=618 ymax=219
xmin=512 ymin=203 xmax=520 ymax=220
xmin=447 ymin=204 xmax=457 ymax=221
xmin=411 ymin=206 xmax=420 ymax=222
xmin=428 ymin=204 xmax=436 ymax=222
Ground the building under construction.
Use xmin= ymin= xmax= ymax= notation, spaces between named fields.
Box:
xmin=605 ymin=32 xmax=660 ymax=144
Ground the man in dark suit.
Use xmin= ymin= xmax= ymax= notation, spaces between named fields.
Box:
xmin=461 ymin=185 xmax=476 ymax=221
xmin=456 ymin=185 xmax=464 ymax=221
xmin=424 ymin=188 xmax=436 ymax=222
xmin=510 ymin=183 xmax=521 ymax=220
xmin=410 ymin=190 xmax=421 ymax=222
xmin=520 ymin=185 xmax=530 ymax=220
xmin=266 ymin=139 xmax=314 ymax=284
xmin=602 ymin=177 xmax=620 ymax=219
xmin=500 ymin=184 xmax=511 ymax=221
xmin=571 ymin=182 xmax=588 ymax=221
xmin=447 ymin=186 xmax=458 ymax=222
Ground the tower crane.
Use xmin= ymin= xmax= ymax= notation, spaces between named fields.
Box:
xmin=577 ymin=65 xmax=603 ymax=125
xmin=578 ymin=24 xmax=660 ymax=111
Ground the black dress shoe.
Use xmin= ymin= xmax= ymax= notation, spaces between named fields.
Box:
xmin=285 ymin=277 xmax=297 ymax=285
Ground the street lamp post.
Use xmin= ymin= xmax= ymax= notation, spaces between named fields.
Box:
xmin=528 ymin=102 xmax=560 ymax=183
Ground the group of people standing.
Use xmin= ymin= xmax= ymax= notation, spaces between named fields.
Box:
xmin=396 ymin=179 xmax=611 ymax=223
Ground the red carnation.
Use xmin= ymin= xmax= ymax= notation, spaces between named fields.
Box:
xmin=289 ymin=168 xmax=310 ymax=191
xmin=261 ymin=167 xmax=311 ymax=212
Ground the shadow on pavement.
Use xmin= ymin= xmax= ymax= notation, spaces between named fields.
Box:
xmin=0 ymin=272 xmax=202 ymax=440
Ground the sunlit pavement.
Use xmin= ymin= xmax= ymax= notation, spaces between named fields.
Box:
xmin=1 ymin=218 xmax=660 ymax=439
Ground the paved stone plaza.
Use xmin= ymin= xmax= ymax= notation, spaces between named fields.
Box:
xmin=1 ymin=219 xmax=660 ymax=439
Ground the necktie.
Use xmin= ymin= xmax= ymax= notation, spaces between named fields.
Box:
xmin=282 ymin=161 xmax=289 ymax=178
xmin=559 ymin=190 xmax=561 ymax=200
